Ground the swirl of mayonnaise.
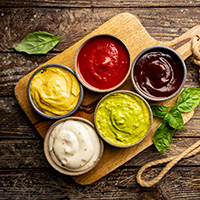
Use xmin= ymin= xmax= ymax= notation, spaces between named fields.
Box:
xmin=49 ymin=119 xmax=101 ymax=171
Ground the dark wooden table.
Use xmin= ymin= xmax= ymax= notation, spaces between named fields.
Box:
xmin=1 ymin=1 xmax=200 ymax=199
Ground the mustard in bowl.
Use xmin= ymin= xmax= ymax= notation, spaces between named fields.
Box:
xmin=27 ymin=64 xmax=83 ymax=119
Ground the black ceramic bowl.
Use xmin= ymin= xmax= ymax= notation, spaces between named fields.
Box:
xmin=131 ymin=46 xmax=187 ymax=102
xmin=27 ymin=64 xmax=83 ymax=120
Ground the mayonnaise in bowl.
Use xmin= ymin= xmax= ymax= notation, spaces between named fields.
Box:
xmin=44 ymin=117 xmax=104 ymax=176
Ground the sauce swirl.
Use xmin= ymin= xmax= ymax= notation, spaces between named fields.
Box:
xmin=77 ymin=35 xmax=130 ymax=90
xmin=30 ymin=67 xmax=80 ymax=116
xmin=95 ymin=92 xmax=151 ymax=147
xmin=49 ymin=119 xmax=101 ymax=171
xmin=134 ymin=50 xmax=184 ymax=98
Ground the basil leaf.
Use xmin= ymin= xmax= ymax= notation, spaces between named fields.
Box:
xmin=153 ymin=121 xmax=174 ymax=153
xmin=176 ymin=88 xmax=200 ymax=113
xmin=12 ymin=31 xmax=62 ymax=55
xmin=151 ymin=105 xmax=169 ymax=118
xmin=165 ymin=110 xmax=184 ymax=129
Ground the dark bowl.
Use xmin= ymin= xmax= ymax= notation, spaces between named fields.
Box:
xmin=27 ymin=64 xmax=83 ymax=120
xmin=131 ymin=46 xmax=187 ymax=102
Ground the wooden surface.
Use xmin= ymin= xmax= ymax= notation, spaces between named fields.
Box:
xmin=14 ymin=13 xmax=199 ymax=185
xmin=1 ymin=1 xmax=200 ymax=199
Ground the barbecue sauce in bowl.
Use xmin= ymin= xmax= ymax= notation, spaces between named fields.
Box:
xmin=132 ymin=46 xmax=186 ymax=101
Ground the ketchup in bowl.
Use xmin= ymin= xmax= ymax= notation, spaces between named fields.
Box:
xmin=131 ymin=46 xmax=187 ymax=101
xmin=75 ymin=34 xmax=130 ymax=92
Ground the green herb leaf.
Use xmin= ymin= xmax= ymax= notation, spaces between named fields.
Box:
xmin=153 ymin=121 xmax=174 ymax=153
xmin=176 ymin=88 xmax=200 ymax=113
xmin=151 ymin=105 xmax=169 ymax=118
xmin=165 ymin=110 xmax=184 ymax=129
xmin=153 ymin=88 xmax=200 ymax=153
xmin=12 ymin=31 xmax=62 ymax=55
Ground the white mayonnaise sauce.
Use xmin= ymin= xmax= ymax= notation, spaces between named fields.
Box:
xmin=49 ymin=119 xmax=101 ymax=171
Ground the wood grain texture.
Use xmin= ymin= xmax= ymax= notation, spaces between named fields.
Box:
xmin=1 ymin=3 xmax=200 ymax=199
xmin=0 ymin=167 xmax=199 ymax=199
xmin=0 ymin=97 xmax=40 ymax=139
xmin=1 ymin=0 xmax=200 ymax=8
xmin=0 ymin=138 xmax=200 ymax=170
xmin=13 ymin=13 xmax=200 ymax=185
xmin=1 ymin=8 xmax=200 ymax=52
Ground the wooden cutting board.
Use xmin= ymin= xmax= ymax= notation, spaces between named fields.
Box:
xmin=14 ymin=13 xmax=200 ymax=185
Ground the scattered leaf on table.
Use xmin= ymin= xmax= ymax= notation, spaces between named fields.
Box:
xmin=12 ymin=31 xmax=62 ymax=55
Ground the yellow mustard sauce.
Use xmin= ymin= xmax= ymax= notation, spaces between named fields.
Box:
xmin=30 ymin=67 xmax=80 ymax=116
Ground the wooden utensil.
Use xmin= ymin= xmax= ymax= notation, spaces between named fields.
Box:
xmin=14 ymin=13 xmax=200 ymax=185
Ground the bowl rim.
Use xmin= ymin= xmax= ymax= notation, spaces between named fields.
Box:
xmin=131 ymin=45 xmax=187 ymax=102
xmin=74 ymin=33 xmax=131 ymax=93
xmin=94 ymin=90 xmax=153 ymax=148
xmin=44 ymin=116 xmax=104 ymax=176
xmin=27 ymin=64 xmax=84 ymax=120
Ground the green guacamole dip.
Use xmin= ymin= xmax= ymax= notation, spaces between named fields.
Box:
xmin=95 ymin=92 xmax=151 ymax=147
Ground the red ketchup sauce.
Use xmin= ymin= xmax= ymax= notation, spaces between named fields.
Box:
xmin=134 ymin=49 xmax=184 ymax=98
xmin=77 ymin=35 xmax=130 ymax=90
